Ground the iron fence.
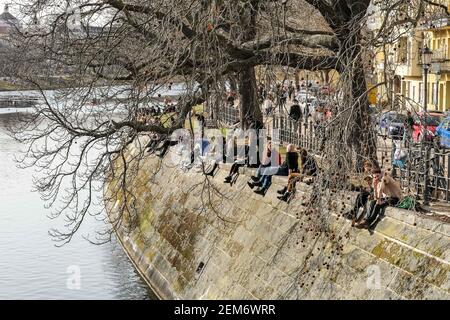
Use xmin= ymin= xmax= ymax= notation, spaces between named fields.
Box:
xmin=216 ymin=105 xmax=240 ymax=127
xmin=393 ymin=143 xmax=450 ymax=203
xmin=272 ymin=115 xmax=322 ymax=154
xmin=272 ymin=113 xmax=450 ymax=203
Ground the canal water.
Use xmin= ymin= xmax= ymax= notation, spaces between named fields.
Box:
xmin=0 ymin=112 xmax=155 ymax=299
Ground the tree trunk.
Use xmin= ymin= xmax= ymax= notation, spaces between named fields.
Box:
xmin=336 ymin=25 xmax=377 ymax=171
xmin=235 ymin=0 xmax=262 ymax=129
xmin=238 ymin=66 xmax=263 ymax=129
xmin=350 ymin=56 xmax=378 ymax=170
xmin=294 ymin=70 xmax=300 ymax=90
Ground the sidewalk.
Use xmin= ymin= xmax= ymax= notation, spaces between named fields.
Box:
xmin=423 ymin=202 xmax=450 ymax=222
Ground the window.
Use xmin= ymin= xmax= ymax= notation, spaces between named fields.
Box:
xmin=407 ymin=40 xmax=412 ymax=66
xmin=397 ymin=37 xmax=408 ymax=64
xmin=432 ymin=83 xmax=437 ymax=105
xmin=419 ymin=83 xmax=423 ymax=103
xmin=412 ymin=86 xmax=416 ymax=101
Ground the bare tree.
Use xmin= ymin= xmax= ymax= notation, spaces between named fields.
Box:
xmin=5 ymin=0 xmax=449 ymax=248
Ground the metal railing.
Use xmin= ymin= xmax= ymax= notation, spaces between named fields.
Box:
xmin=272 ymin=111 xmax=450 ymax=203
xmin=216 ymin=105 xmax=240 ymax=127
xmin=431 ymin=47 xmax=449 ymax=62
xmin=393 ymin=143 xmax=450 ymax=203
xmin=0 ymin=96 xmax=41 ymax=108
xmin=272 ymin=115 xmax=322 ymax=154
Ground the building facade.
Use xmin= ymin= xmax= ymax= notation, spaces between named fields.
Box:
xmin=368 ymin=1 xmax=450 ymax=112
xmin=392 ymin=1 xmax=450 ymax=112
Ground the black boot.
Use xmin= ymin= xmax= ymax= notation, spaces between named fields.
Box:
xmin=277 ymin=186 xmax=288 ymax=195
xmin=343 ymin=209 xmax=355 ymax=220
xmin=250 ymin=176 xmax=259 ymax=182
xmin=254 ymin=187 xmax=267 ymax=196
xmin=277 ymin=192 xmax=291 ymax=202
xmin=247 ymin=181 xmax=261 ymax=189
xmin=224 ymin=176 xmax=232 ymax=183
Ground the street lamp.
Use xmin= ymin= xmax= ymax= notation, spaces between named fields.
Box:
xmin=421 ymin=46 xmax=432 ymax=113
xmin=420 ymin=45 xmax=433 ymax=206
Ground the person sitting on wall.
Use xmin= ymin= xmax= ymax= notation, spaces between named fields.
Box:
xmin=300 ymin=148 xmax=318 ymax=178
xmin=343 ymin=160 xmax=374 ymax=226
xmin=354 ymin=167 xmax=402 ymax=229
xmin=277 ymin=148 xmax=317 ymax=202
xmin=202 ymin=136 xmax=223 ymax=176
xmin=146 ymin=133 xmax=161 ymax=154
xmin=289 ymin=99 xmax=302 ymax=121
xmin=276 ymin=144 xmax=299 ymax=202
xmin=224 ymin=136 xmax=249 ymax=184
xmin=247 ymin=139 xmax=283 ymax=196
xmin=155 ymin=135 xmax=179 ymax=158
xmin=192 ymin=135 xmax=211 ymax=171
xmin=248 ymin=138 xmax=273 ymax=181
xmin=263 ymin=94 xmax=274 ymax=116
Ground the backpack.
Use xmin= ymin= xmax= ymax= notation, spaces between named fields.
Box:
xmin=396 ymin=196 xmax=416 ymax=210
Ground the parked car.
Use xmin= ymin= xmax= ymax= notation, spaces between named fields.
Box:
xmin=387 ymin=114 xmax=407 ymax=140
xmin=436 ymin=116 xmax=450 ymax=148
xmin=296 ymin=93 xmax=306 ymax=103
xmin=320 ymin=86 xmax=334 ymax=95
xmin=412 ymin=112 xmax=444 ymax=143
xmin=378 ymin=111 xmax=399 ymax=134
xmin=369 ymin=105 xmax=380 ymax=126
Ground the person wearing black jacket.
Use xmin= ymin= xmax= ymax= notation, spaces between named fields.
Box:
xmin=278 ymin=148 xmax=317 ymax=201
xmin=289 ymin=100 xmax=302 ymax=121
xmin=276 ymin=144 xmax=299 ymax=199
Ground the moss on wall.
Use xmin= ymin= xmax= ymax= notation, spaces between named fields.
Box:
xmin=108 ymin=150 xmax=450 ymax=300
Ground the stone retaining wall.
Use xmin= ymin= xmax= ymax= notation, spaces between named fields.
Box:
xmin=108 ymin=149 xmax=450 ymax=300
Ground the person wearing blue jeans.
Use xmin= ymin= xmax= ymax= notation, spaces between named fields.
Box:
xmin=247 ymin=139 xmax=288 ymax=195
xmin=248 ymin=163 xmax=288 ymax=196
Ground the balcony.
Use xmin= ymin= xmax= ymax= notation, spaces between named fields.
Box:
xmin=419 ymin=13 xmax=450 ymax=30
xmin=431 ymin=48 xmax=450 ymax=73
xmin=431 ymin=48 xmax=449 ymax=62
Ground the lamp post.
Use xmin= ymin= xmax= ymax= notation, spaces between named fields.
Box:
xmin=421 ymin=45 xmax=433 ymax=205
xmin=422 ymin=46 xmax=432 ymax=113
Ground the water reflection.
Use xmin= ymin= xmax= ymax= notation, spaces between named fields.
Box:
xmin=0 ymin=113 xmax=154 ymax=300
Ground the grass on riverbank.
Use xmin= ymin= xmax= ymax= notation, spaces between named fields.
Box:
xmin=0 ymin=80 xmax=25 ymax=91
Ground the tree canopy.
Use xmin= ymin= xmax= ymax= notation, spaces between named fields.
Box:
xmin=4 ymin=0 xmax=449 ymax=243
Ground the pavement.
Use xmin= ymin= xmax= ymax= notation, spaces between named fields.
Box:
xmin=423 ymin=202 xmax=450 ymax=218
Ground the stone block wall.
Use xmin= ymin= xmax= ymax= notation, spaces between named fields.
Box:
xmin=108 ymin=150 xmax=450 ymax=300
